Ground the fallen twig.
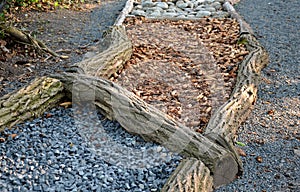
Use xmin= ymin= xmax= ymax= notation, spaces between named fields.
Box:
xmin=0 ymin=23 xmax=69 ymax=59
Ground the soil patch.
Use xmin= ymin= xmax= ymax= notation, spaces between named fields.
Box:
xmin=0 ymin=0 xmax=126 ymax=97
xmin=114 ymin=17 xmax=248 ymax=132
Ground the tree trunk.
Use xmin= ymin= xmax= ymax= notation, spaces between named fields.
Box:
xmin=52 ymin=72 xmax=239 ymax=187
xmin=0 ymin=77 xmax=65 ymax=131
xmin=161 ymin=158 xmax=213 ymax=192
xmin=205 ymin=3 xmax=270 ymax=143
xmin=203 ymin=3 xmax=269 ymax=183
xmin=75 ymin=25 xmax=132 ymax=80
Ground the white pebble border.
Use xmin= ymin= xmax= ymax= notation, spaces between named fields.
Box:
xmin=130 ymin=0 xmax=230 ymax=19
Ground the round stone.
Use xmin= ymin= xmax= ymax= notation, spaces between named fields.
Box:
xmin=156 ymin=2 xmax=168 ymax=9
xmin=135 ymin=5 xmax=143 ymax=9
xmin=204 ymin=6 xmax=216 ymax=12
xmin=162 ymin=12 xmax=178 ymax=17
xmin=131 ymin=9 xmax=146 ymax=16
xmin=149 ymin=10 xmax=162 ymax=17
xmin=195 ymin=5 xmax=206 ymax=11
xmin=142 ymin=0 xmax=155 ymax=7
xmin=196 ymin=10 xmax=211 ymax=17
xmin=211 ymin=2 xmax=222 ymax=10
xmin=139 ymin=184 xmax=145 ymax=189
xmin=176 ymin=0 xmax=188 ymax=9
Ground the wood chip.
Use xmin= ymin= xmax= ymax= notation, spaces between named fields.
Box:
xmin=114 ymin=17 xmax=248 ymax=132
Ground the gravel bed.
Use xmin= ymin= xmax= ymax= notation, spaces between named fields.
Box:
xmin=216 ymin=0 xmax=300 ymax=191
xmin=0 ymin=106 xmax=181 ymax=191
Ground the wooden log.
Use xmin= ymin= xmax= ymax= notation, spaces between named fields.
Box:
xmin=0 ymin=24 xmax=68 ymax=59
xmin=52 ymin=72 xmax=239 ymax=187
xmin=114 ymin=0 xmax=134 ymax=26
xmin=204 ymin=3 xmax=269 ymax=186
xmin=75 ymin=25 xmax=132 ymax=80
xmin=161 ymin=158 xmax=213 ymax=192
xmin=223 ymin=1 xmax=254 ymax=34
xmin=204 ymin=8 xmax=269 ymax=144
xmin=0 ymin=77 xmax=65 ymax=131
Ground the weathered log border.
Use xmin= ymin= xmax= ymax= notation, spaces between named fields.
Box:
xmin=0 ymin=0 xmax=269 ymax=191
xmin=0 ymin=77 xmax=64 ymax=131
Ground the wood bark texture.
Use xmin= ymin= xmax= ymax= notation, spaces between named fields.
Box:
xmin=161 ymin=158 xmax=213 ymax=192
xmin=52 ymin=72 xmax=238 ymax=187
xmin=0 ymin=77 xmax=64 ymax=131
xmin=204 ymin=3 xmax=269 ymax=183
xmin=76 ymin=25 xmax=132 ymax=80
xmin=114 ymin=0 xmax=134 ymax=26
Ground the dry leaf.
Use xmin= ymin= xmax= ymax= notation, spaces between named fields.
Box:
xmin=10 ymin=134 xmax=17 ymax=139
xmin=118 ymin=17 xmax=247 ymax=130
xmin=45 ymin=113 xmax=52 ymax=118
xmin=267 ymin=109 xmax=275 ymax=115
xmin=60 ymin=101 xmax=72 ymax=108
xmin=236 ymin=147 xmax=247 ymax=157
xmin=256 ymin=156 xmax=263 ymax=163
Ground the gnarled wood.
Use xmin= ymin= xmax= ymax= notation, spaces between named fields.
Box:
xmin=0 ymin=77 xmax=64 ymax=131
xmin=52 ymin=72 xmax=239 ymax=187
xmin=205 ymin=4 xmax=269 ymax=142
xmin=161 ymin=158 xmax=213 ymax=192
xmin=76 ymin=25 xmax=132 ymax=80
xmin=0 ymin=24 xmax=68 ymax=59
xmin=204 ymin=3 xmax=269 ymax=185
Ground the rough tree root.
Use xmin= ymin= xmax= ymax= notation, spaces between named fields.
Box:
xmin=0 ymin=24 xmax=68 ymax=59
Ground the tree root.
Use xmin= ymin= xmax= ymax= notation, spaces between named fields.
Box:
xmin=0 ymin=23 xmax=69 ymax=59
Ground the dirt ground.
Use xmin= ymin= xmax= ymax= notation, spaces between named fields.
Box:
xmin=0 ymin=0 xmax=126 ymax=96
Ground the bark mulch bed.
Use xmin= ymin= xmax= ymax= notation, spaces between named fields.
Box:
xmin=113 ymin=16 xmax=249 ymax=132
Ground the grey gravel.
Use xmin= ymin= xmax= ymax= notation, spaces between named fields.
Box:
xmin=216 ymin=0 xmax=300 ymax=191
xmin=0 ymin=106 xmax=181 ymax=191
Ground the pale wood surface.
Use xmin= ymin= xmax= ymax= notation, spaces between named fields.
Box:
xmin=0 ymin=77 xmax=64 ymax=131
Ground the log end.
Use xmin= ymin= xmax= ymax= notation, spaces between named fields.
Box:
xmin=161 ymin=158 xmax=213 ymax=192
xmin=213 ymin=154 xmax=238 ymax=188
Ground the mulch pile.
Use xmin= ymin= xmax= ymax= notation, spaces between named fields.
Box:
xmin=114 ymin=16 xmax=248 ymax=132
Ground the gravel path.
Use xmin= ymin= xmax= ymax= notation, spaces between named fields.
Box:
xmin=216 ymin=0 xmax=300 ymax=191
xmin=0 ymin=106 xmax=181 ymax=191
